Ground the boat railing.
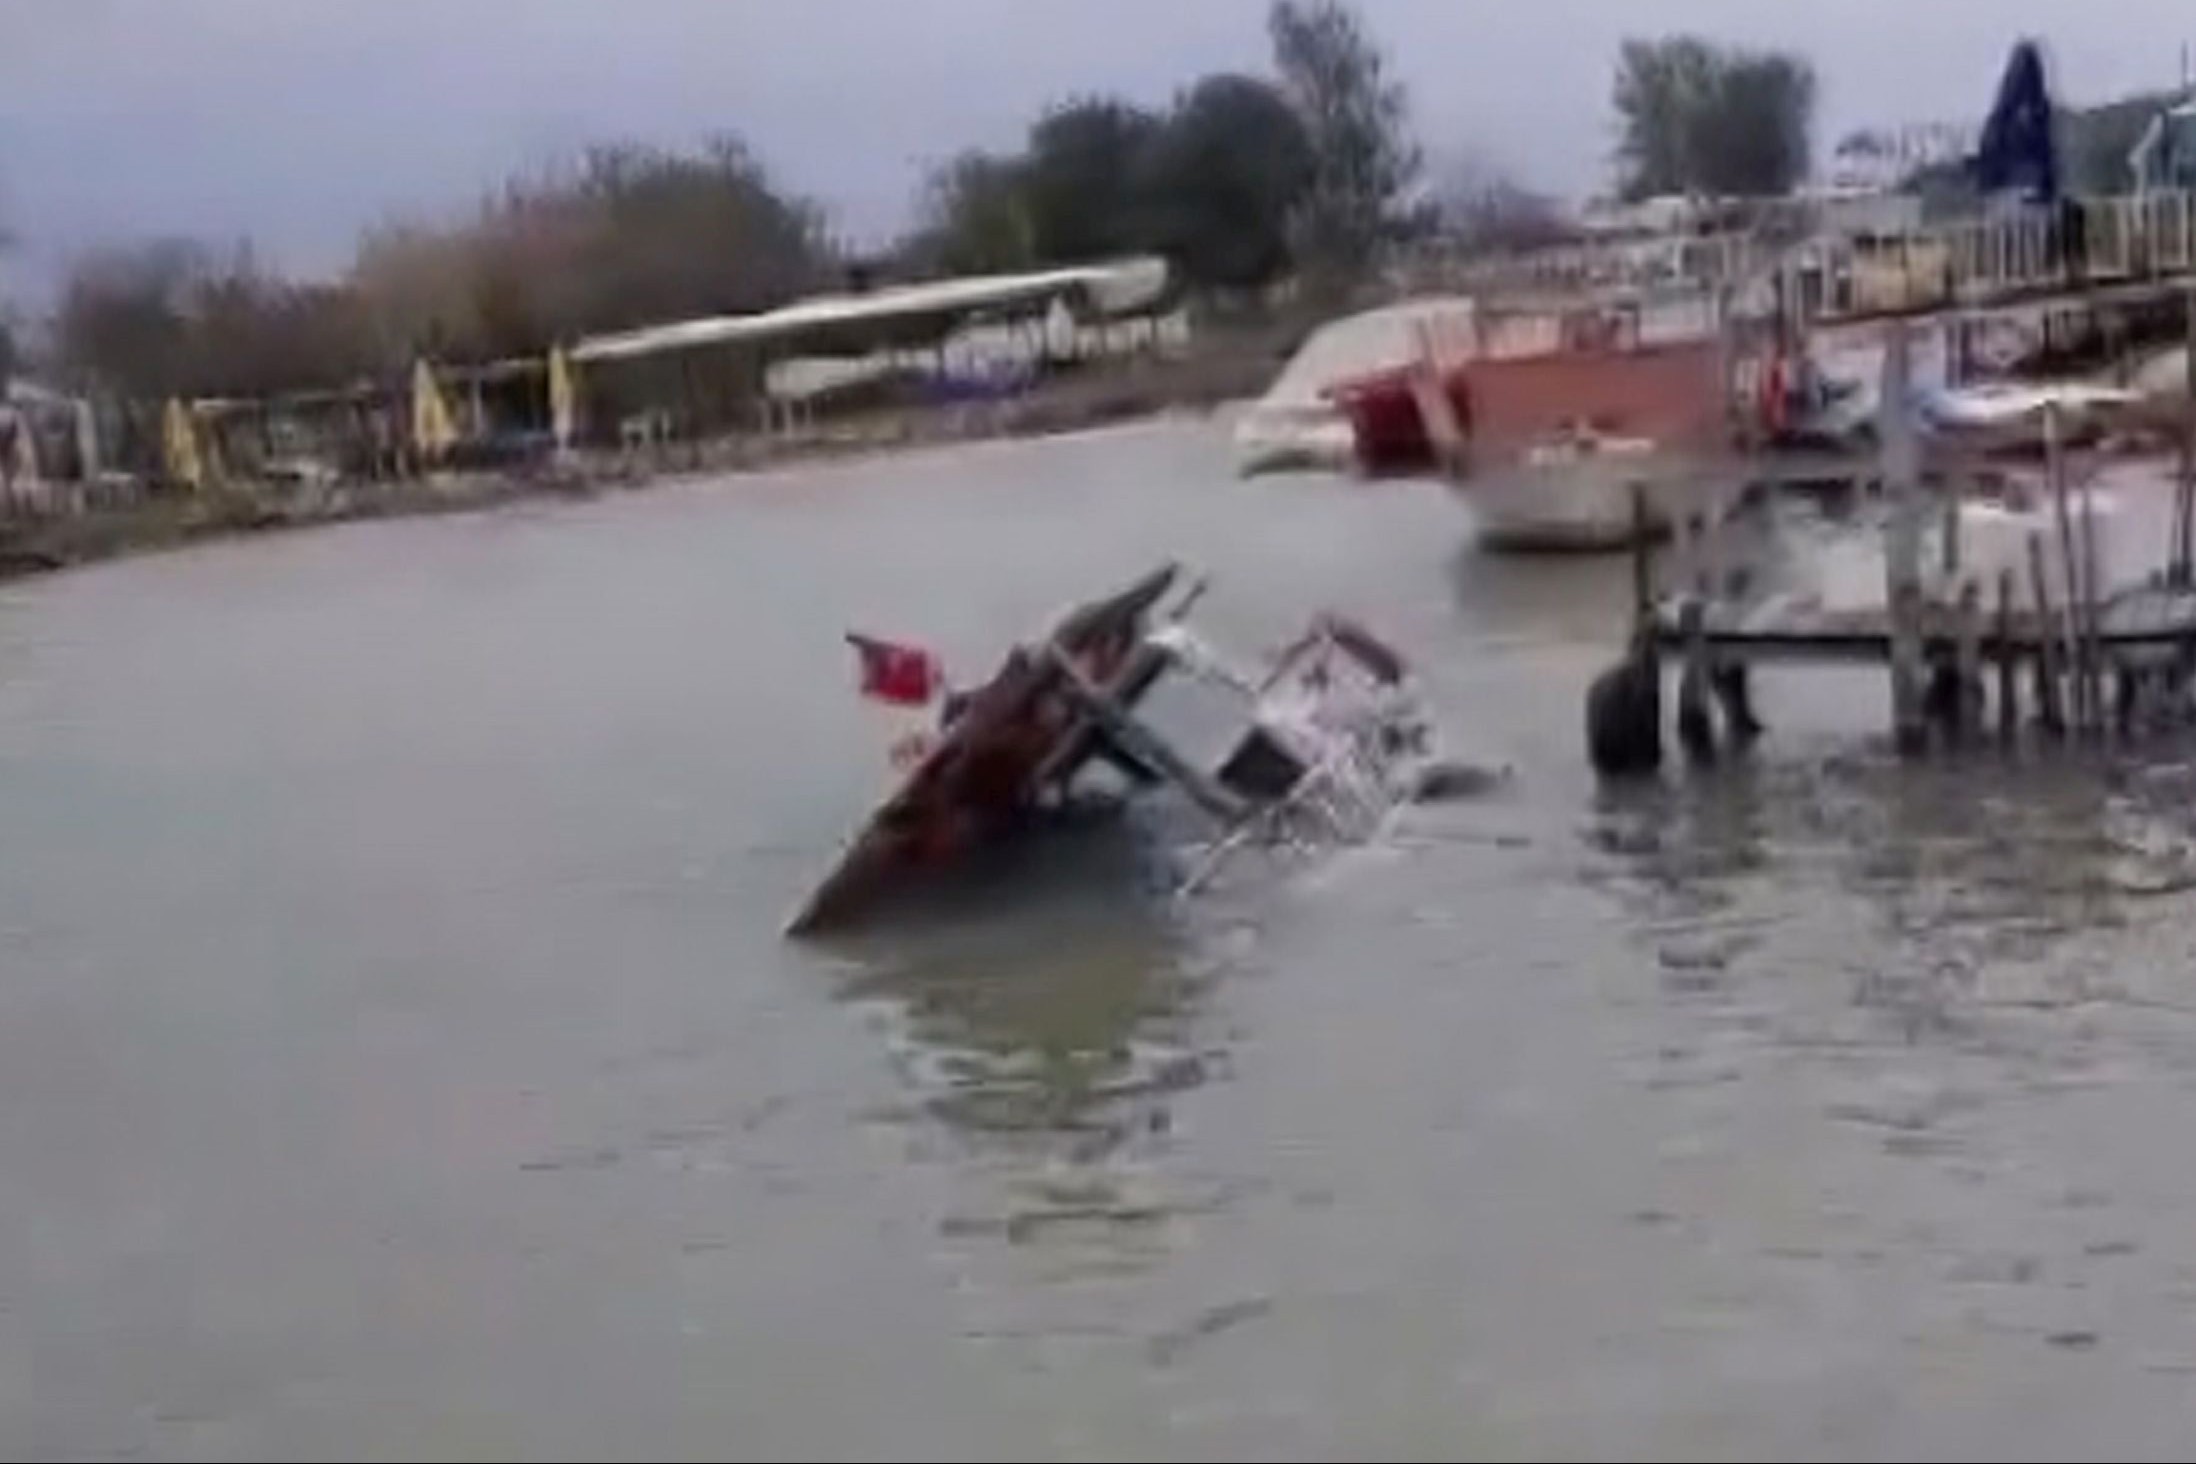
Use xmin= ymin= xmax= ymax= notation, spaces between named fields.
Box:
xmin=1285 ymin=737 xmax=1394 ymax=844
xmin=1178 ymin=726 xmax=1397 ymax=896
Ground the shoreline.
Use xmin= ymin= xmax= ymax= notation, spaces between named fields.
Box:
xmin=0 ymin=343 xmax=1280 ymax=588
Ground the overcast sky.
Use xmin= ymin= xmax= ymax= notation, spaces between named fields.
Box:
xmin=3 ymin=0 xmax=2193 ymax=303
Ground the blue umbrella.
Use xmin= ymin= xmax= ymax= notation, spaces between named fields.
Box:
xmin=1974 ymin=40 xmax=2059 ymax=204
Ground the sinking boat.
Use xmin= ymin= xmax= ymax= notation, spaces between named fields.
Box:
xmin=787 ymin=566 xmax=1443 ymax=934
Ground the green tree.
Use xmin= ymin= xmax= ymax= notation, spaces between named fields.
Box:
xmin=912 ymin=151 xmax=1037 ymax=276
xmin=1023 ymin=98 xmax=1161 ymax=264
xmin=562 ymin=137 xmax=827 ymax=328
xmin=1139 ymin=74 xmax=1312 ymax=290
xmin=1268 ymin=0 xmax=1421 ymax=283
xmin=1612 ymin=36 xmax=1816 ymax=200
xmin=1611 ymin=37 xmax=1711 ymax=201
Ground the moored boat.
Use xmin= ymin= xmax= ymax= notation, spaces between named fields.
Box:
xmin=1240 ymin=289 xmax=1750 ymax=552
xmin=1458 ymin=433 xmax=1671 ymax=552
xmin=1232 ymin=297 xmax=1477 ymax=476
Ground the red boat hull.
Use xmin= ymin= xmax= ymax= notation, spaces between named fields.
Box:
xmin=1325 ymin=366 xmax=1473 ymax=475
xmin=788 ymin=565 xmax=1180 ymax=935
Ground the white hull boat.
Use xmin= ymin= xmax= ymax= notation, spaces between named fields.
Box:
xmin=1232 ymin=297 xmax=1478 ymax=477
xmin=1449 ymin=436 xmax=1677 ymax=552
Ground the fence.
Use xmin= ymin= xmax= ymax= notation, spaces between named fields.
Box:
xmin=1402 ymin=191 xmax=2196 ymax=326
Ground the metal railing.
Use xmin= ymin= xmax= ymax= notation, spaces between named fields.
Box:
xmin=1400 ymin=191 xmax=2196 ymax=325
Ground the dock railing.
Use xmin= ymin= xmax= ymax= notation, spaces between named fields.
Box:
xmin=1401 ymin=191 xmax=2196 ymax=326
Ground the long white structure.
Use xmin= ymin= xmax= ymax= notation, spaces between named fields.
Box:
xmin=571 ymin=257 xmax=1170 ymax=366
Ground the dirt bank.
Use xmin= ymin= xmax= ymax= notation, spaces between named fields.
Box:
xmin=0 ymin=333 xmax=1293 ymax=587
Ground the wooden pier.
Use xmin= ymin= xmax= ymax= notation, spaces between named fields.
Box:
xmin=1613 ymin=560 xmax=2196 ymax=764
xmin=1592 ymin=312 xmax=2196 ymax=769
xmin=1649 ymin=594 xmax=2196 ymax=667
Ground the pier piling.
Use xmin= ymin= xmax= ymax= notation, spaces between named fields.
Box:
xmin=2027 ymin=531 xmax=2066 ymax=736
xmin=1880 ymin=322 xmax=1927 ymax=755
xmin=1953 ymin=579 xmax=1984 ymax=741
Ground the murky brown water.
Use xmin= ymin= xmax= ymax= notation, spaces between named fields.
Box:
xmin=7 ymin=418 xmax=2196 ymax=1459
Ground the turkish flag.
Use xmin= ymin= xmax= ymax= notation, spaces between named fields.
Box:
xmin=846 ymin=633 xmax=942 ymax=707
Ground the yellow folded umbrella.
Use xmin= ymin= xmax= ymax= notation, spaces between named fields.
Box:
xmin=412 ymin=359 xmax=458 ymax=461
xmin=163 ymin=398 xmax=203 ymax=490
xmin=548 ymin=345 xmax=577 ymax=450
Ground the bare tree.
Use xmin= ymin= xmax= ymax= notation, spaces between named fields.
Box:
xmin=1433 ymin=153 xmax=1576 ymax=255
xmin=1022 ymin=98 xmax=1161 ymax=265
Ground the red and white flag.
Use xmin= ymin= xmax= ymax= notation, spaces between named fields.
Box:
xmin=846 ymin=633 xmax=943 ymax=707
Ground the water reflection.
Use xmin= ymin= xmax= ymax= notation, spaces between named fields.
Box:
xmin=1442 ymin=494 xmax=1800 ymax=646
xmin=1585 ymin=738 xmax=2196 ymax=1040
xmin=1585 ymin=757 xmax=1772 ymax=918
xmin=1445 ymin=540 xmax=1628 ymax=642
xmin=817 ymin=811 xmax=1219 ymax=1151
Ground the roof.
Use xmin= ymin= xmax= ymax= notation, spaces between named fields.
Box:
xmin=439 ymin=355 xmax=548 ymax=385
xmin=4 ymin=379 xmax=83 ymax=410
xmin=571 ymin=257 xmax=1169 ymax=366
xmin=190 ymin=382 xmax=390 ymax=416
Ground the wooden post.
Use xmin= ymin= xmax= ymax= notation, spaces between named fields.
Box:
xmin=1941 ymin=479 xmax=1962 ymax=582
xmin=2078 ymin=455 xmax=2107 ymax=737
xmin=1628 ymin=482 xmax=1653 ymax=626
xmin=1881 ymin=320 xmax=1928 ymax=755
xmin=2175 ymin=412 xmax=2190 ymax=588
xmin=1408 ymin=321 xmax=1466 ymax=478
xmin=1996 ymin=568 xmax=2018 ymax=742
xmin=2178 ymin=281 xmax=2196 ymax=585
xmin=1676 ymin=598 xmax=1717 ymax=765
xmin=1712 ymin=283 xmax=1734 ymax=449
xmin=2029 ymin=531 xmax=2066 ymax=736
xmin=1949 ymin=579 xmax=1982 ymax=740
xmin=2046 ymin=404 xmax=2089 ymax=733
